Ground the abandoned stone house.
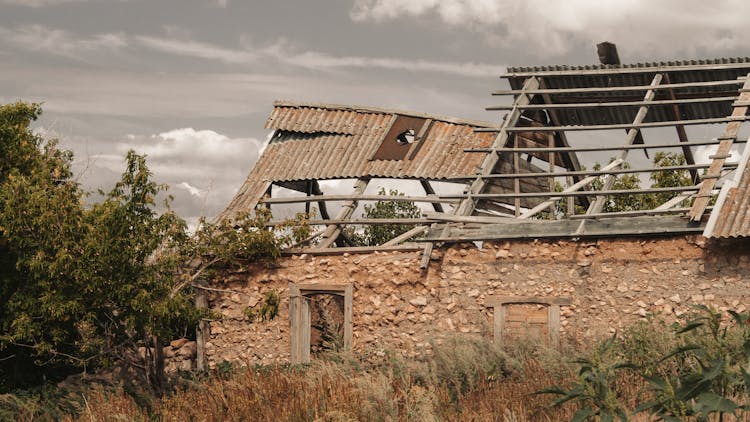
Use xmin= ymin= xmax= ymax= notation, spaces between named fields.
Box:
xmin=188 ymin=50 xmax=750 ymax=370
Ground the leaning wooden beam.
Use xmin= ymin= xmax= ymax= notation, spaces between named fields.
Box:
xmin=492 ymin=79 xmax=746 ymax=96
xmin=424 ymin=212 xmax=515 ymax=224
xmin=654 ymin=182 xmax=703 ymax=211
xmin=690 ymin=74 xmax=750 ymax=221
xmin=586 ymin=73 xmax=663 ymax=216
xmin=267 ymin=218 xmax=436 ymax=226
xmin=455 ymin=76 xmax=540 ymax=217
xmin=260 ymin=194 xmax=457 ymax=205
xmin=382 ymin=225 xmax=430 ymax=246
xmin=284 ymin=244 xmax=426 ymax=256
xmin=485 ymin=96 xmax=737 ymax=111
xmin=315 ymin=179 xmax=368 ymax=249
xmin=475 ymin=116 xmax=750 ymax=133
xmin=463 ymin=138 xmax=747 ymax=154
xmin=516 ymin=159 xmax=623 ymax=219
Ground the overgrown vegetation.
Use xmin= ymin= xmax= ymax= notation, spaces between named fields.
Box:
xmin=347 ymin=187 xmax=422 ymax=246
xmin=4 ymin=303 xmax=750 ymax=420
xmin=0 ymin=102 xmax=305 ymax=397
xmin=541 ymin=152 xmax=695 ymax=218
xmin=543 ymin=306 xmax=750 ymax=421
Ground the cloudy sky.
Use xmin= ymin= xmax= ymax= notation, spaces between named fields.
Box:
xmin=2 ymin=0 xmax=749 ymax=225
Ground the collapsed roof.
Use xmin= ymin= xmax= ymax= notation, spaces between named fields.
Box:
xmin=220 ymin=55 xmax=750 ymax=260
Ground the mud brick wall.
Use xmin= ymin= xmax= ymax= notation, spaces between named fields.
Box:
xmin=201 ymin=236 xmax=750 ymax=368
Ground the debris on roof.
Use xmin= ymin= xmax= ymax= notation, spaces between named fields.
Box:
xmin=219 ymin=50 xmax=750 ymax=257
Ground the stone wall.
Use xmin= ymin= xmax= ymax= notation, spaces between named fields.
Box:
xmin=201 ymin=235 xmax=750 ymax=368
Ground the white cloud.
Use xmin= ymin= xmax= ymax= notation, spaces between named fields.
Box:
xmin=178 ymin=181 xmax=205 ymax=197
xmin=350 ymin=0 xmax=750 ymax=57
xmin=135 ymin=35 xmax=257 ymax=63
xmin=0 ymin=0 xmax=118 ymax=6
xmin=0 ymin=25 xmax=127 ymax=59
xmin=79 ymin=128 xmax=264 ymax=223
xmin=263 ymin=42 xmax=501 ymax=77
xmin=133 ymin=33 xmax=503 ymax=77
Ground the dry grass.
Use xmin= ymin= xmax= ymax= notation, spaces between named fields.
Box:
xmin=4 ymin=327 xmax=687 ymax=421
xmin=56 ymin=336 xmax=582 ymax=422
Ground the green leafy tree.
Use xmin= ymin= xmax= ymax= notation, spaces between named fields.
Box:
xmin=590 ymin=161 xmax=644 ymax=213
xmin=641 ymin=152 xmax=693 ymax=209
xmin=354 ymin=187 xmax=421 ymax=246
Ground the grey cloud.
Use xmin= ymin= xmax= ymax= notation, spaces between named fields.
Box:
xmin=350 ymin=0 xmax=750 ymax=58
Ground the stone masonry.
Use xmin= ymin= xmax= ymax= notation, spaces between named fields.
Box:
xmin=199 ymin=235 xmax=750 ymax=368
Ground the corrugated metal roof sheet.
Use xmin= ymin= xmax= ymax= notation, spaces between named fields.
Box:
xmin=220 ymin=102 xmax=511 ymax=218
xmin=505 ymin=57 xmax=750 ymax=75
xmin=503 ymin=58 xmax=750 ymax=127
xmin=711 ymin=160 xmax=750 ymax=238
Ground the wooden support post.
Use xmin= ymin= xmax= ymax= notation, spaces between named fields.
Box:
xmin=420 ymin=180 xmax=444 ymax=213
xmin=548 ymin=134 xmax=555 ymax=219
xmin=315 ymin=179 xmax=369 ymax=249
xmin=343 ymin=285 xmax=353 ymax=350
xmin=310 ymin=180 xmax=331 ymax=220
xmin=548 ymin=304 xmax=561 ymax=347
xmin=689 ymin=74 xmax=750 ymax=222
xmin=195 ymin=291 xmax=209 ymax=371
xmin=513 ymin=135 xmax=521 ymax=216
xmin=263 ymin=184 xmax=272 ymax=210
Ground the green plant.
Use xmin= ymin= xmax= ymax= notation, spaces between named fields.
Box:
xmin=539 ymin=336 xmax=632 ymax=421
xmin=243 ymin=290 xmax=280 ymax=323
xmin=355 ymin=187 xmax=421 ymax=246
xmin=637 ymin=306 xmax=750 ymax=421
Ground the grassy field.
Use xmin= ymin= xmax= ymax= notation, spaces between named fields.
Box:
xmin=4 ymin=310 xmax=750 ymax=421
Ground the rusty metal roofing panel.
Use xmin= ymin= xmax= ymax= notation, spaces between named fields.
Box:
xmin=711 ymin=161 xmax=750 ymax=238
xmin=505 ymin=57 xmax=750 ymax=75
xmin=219 ymin=102 xmax=503 ymax=219
xmin=502 ymin=58 xmax=750 ymax=127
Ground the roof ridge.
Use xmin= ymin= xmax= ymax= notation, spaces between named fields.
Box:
xmin=272 ymin=100 xmax=499 ymax=128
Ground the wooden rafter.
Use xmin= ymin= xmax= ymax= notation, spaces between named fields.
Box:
xmin=456 ymin=76 xmax=539 ymax=216
xmin=689 ymin=74 xmax=750 ymax=222
xmin=585 ymin=73 xmax=663 ymax=216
